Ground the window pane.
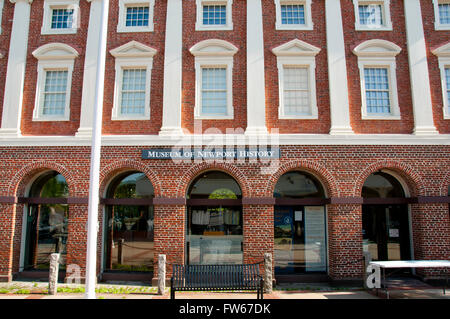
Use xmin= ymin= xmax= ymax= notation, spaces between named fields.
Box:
xmin=364 ymin=68 xmax=391 ymax=114
xmin=439 ymin=3 xmax=450 ymax=24
xmin=43 ymin=70 xmax=68 ymax=116
xmin=283 ymin=67 xmax=310 ymax=115
xmin=121 ymin=69 xmax=147 ymax=115
xmin=126 ymin=6 xmax=149 ymax=27
xmin=201 ymin=68 xmax=227 ymax=115
xmin=281 ymin=4 xmax=305 ymax=25
xmin=359 ymin=4 xmax=383 ymax=26
xmin=51 ymin=8 xmax=74 ymax=29
xmin=203 ymin=5 xmax=226 ymax=25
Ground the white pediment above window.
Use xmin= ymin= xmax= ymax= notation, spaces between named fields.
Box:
xmin=32 ymin=43 xmax=79 ymax=60
xmin=353 ymin=39 xmax=401 ymax=57
xmin=432 ymin=42 xmax=450 ymax=57
xmin=110 ymin=41 xmax=157 ymax=58
xmin=271 ymin=39 xmax=321 ymax=57
xmin=189 ymin=39 xmax=238 ymax=57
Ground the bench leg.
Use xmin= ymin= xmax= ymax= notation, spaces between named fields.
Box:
xmin=170 ymin=278 xmax=175 ymax=299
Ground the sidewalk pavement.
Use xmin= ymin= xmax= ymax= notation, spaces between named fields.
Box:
xmin=0 ymin=281 xmax=448 ymax=299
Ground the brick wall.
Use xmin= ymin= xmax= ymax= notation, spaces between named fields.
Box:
xmin=0 ymin=1 xmax=447 ymax=135
xmin=0 ymin=144 xmax=448 ymax=281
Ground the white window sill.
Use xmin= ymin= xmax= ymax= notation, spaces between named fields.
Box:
xmin=117 ymin=26 xmax=154 ymax=33
xmin=275 ymin=24 xmax=313 ymax=31
xmin=195 ymin=24 xmax=233 ymax=31
xmin=41 ymin=28 xmax=78 ymax=35
xmin=434 ymin=24 xmax=450 ymax=31
xmin=279 ymin=114 xmax=318 ymax=120
xmin=362 ymin=114 xmax=401 ymax=120
xmin=355 ymin=26 xmax=393 ymax=31
xmin=32 ymin=116 xmax=70 ymax=122
xmin=194 ymin=114 xmax=234 ymax=120
xmin=111 ymin=115 xmax=150 ymax=121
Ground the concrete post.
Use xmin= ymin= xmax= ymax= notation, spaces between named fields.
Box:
xmin=264 ymin=253 xmax=273 ymax=294
xmin=363 ymin=251 xmax=372 ymax=289
xmin=48 ymin=253 xmax=60 ymax=295
xmin=158 ymin=254 xmax=166 ymax=295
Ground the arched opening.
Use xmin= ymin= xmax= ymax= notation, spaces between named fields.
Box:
xmin=24 ymin=171 xmax=69 ymax=270
xmin=103 ymin=171 xmax=154 ymax=274
xmin=186 ymin=171 xmax=243 ymax=265
xmin=362 ymin=171 xmax=411 ymax=262
xmin=273 ymin=171 xmax=327 ymax=277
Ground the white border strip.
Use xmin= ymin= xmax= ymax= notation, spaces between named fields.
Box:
xmin=0 ymin=134 xmax=449 ymax=146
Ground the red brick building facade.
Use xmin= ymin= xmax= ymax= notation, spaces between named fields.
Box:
xmin=0 ymin=0 xmax=449 ymax=285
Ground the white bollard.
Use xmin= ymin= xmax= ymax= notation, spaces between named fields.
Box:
xmin=158 ymin=254 xmax=166 ymax=295
xmin=48 ymin=253 xmax=61 ymax=295
xmin=264 ymin=253 xmax=273 ymax=294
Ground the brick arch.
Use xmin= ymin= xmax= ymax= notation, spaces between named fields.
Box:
xmin=175 ymin=162 xmax=251 ymax=198
xmin=99 ymin=160 xmax=162 ymax=197
xmin=264 ymin=160 xmax=339 ymax=198
xmin=9 ymin=161 xmax=76 ymax=197
xmin=353 ymin=160 xmax=424 ymax=197
xmin=440 ymin=170 xmax=450 ymax=196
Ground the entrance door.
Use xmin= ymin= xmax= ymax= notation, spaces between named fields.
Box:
xmin=274 ymin=205 xmax=327 ymax=274
xmin=362 ymin=204 xmax=411 ymax=261
xmin=186 ymin=171 xmax=243 ymax=265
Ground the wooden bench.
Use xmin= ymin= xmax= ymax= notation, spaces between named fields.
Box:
xmin=170 ymin=264 xmax=264 ymax=299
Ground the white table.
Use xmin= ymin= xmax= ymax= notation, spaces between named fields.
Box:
xmin=368 ymin=260 xmax=450 ymax=298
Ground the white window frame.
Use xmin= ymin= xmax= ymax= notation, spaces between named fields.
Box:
xmin=274 ymin=0 xmax=313 ymax=31
xmin=353 ymin=39 xmax=402 ymax=120
xmin=0 ymin=0 xmax=4 ymax=35
xmin=32 ymin=43 xmax=79 ymax=121
xmin=433 ymin=0 xmax=450 ymax=30
xmin=189 ymin=39 xmax=238 ymax=119
xmin=272 ymin=39 xmax=320 ymax=119
xmin=353 ymin=0 xmax=392 ymax=31
xmin=117 ymin=0 xmax=155 ymax=33
xmin=432 ymin=43 xmax=450 ymax=119
xmin=195 ymin=0 xmax=233 ymax=31
xmin=41 ymin=0 xmax=80 ymax=35
xmin=110 ymin=41 xmax=157 ymax=121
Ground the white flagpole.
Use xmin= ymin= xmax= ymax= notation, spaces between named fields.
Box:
xmin=84 ymin=0 xmax=109 ymax=300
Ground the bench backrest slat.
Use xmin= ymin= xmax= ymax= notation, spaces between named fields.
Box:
xmin=172 ymin=263 xmax=261 ymax=290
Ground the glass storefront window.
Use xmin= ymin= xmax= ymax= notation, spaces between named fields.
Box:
xmin=274 ymin=171 xmax=327 ymax=274
xmin=362 ymin=172 xmax=410 ymax=262
xmin=186 ymin=171 xmax=243 ymax=265
xmin=105 ymin=172 xmax=154 ymax=272
xmin=24 ymin=171 xmax=69 ymax=270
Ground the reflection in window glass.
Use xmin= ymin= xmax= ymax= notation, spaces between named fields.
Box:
xmin=274 ymin=171 xmax=324 ymax=199
xmin=362 ymin=172 xmax=405 ymax=198
xmin=105 ymin=172 xmax=155 ymax=272
xmin=274 ymin=206 xmax=326 ymax=273
xmin=187 ymin=172 xmax=243 ymax=265
xmin=359 ymin=4 xmax=383 ymax=26
xmin=364 ymin=68 xmax=390 ymax=114
xmin=51 ymin=8 xmax=74 ymax=29
xmin=25 ymin=172 xmax=69 ymax=270
xmin=439 ymin=3 xmax=450 ymax=24
xmin=203 ymin=5 xmax=226 ymax=25
xmin=42 ymin=70 xmax=68 ymax=116
xmin=126 ymin=6 xmax=149 ymax=27
xmin=201 ymin=68 xmax=228 ymax=115
xmin=274 ymin=172 xmax=327 ymax=274
xmin=281 ymin=4 xmax=305 ymax=25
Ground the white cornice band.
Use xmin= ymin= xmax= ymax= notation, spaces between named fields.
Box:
xmin=0 ymin=134 xmax=448 ymax=147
